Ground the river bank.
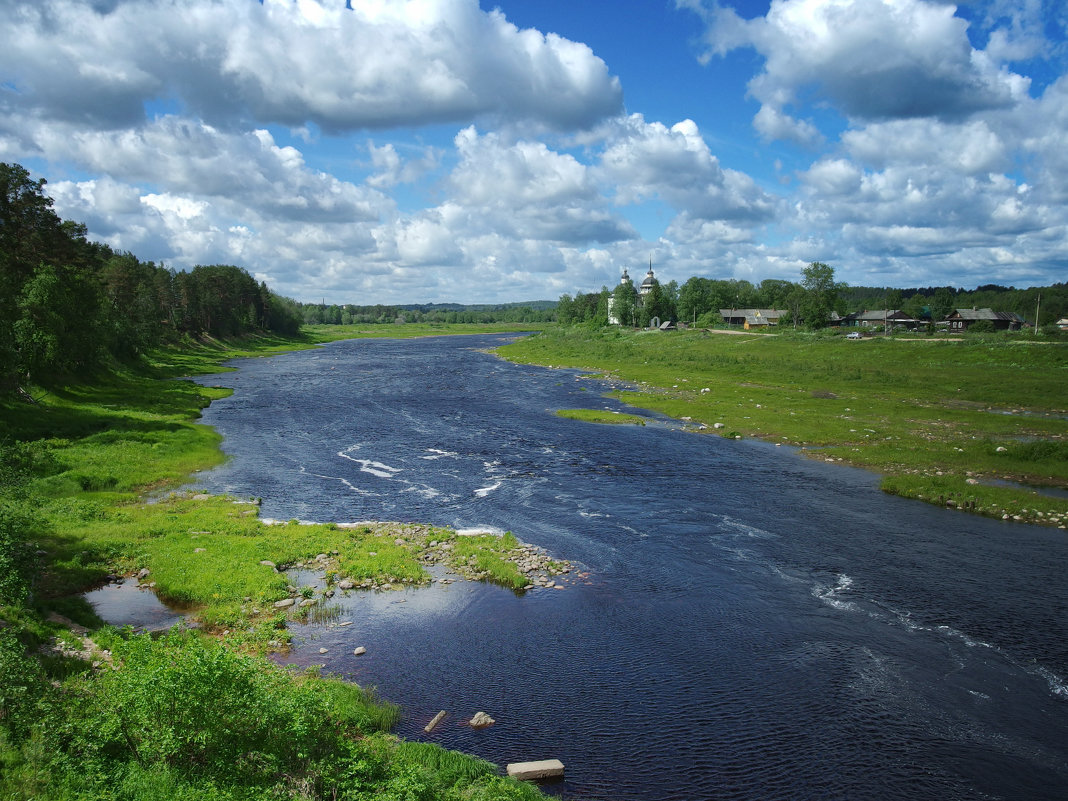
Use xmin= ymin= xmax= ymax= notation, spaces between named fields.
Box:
xmin=0 ymin=330 xmax=560 ymax=801
xmin=495 ymin=326 xmax=1068 ymax=527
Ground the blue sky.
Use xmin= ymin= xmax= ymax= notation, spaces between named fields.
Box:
xmin=2 ymin=0 xmax=1066 ymax=303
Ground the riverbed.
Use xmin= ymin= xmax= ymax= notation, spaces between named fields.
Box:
xmin=183 ymin=333 xmax=1068 ymax=801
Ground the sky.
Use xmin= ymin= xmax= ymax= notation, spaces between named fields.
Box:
xmin=2 ymin=0 xmax=1066 ymax=304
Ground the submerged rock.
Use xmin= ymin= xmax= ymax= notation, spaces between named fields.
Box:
xmin=469 ymin=711 xmax=495 ymax=728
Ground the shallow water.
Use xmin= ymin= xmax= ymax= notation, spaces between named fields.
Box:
xmin=190 ymin=334 xmax=1068 ymax=800
xmin=85 ymin=579 xmax=187 ymax=632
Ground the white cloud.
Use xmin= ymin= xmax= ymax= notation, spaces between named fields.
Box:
xmin=598 ymin=115 xmax=779 ymax=222
xmin=685 ymin=0 xmax=1031 ymax=136
xmin=0 ymin=0 xmax=622 ymax=132
xmin=447 ymin=126 xmax=635 ymax=244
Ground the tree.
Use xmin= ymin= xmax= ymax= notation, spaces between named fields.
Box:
xmin=556 ymin=294 xmax=576 ymax=325
xmin=641 ymin=283 xmax=670 ymax=327
xmin=783 ymin=286 xmax=806 ymax=328
xmin=931 ymin=287 xmax=955 ymax=321
xmin=611 ymin=282 xmax=637 ymax=326
xmin=800 ymin=262 xmax=841 ymax=329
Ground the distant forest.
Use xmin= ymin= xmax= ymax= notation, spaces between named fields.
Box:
xmin=1 ymin=163 xmax=303 ymax=392
xmin=299 ymin=299 xmax=555 ymax=325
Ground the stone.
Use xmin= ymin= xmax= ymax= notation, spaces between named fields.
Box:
xmin=996 ymin=446 xmax=1007 ymax=452
xmin=136 ymin=567 xmax=150 ymax=579
xmin=353 ymin=646 xmax=367 ymax=656
xmin=713 ymin=422 xmax=725 ymax=429
xmin=469 ymin=711 xmax=495 ymax=728
xmin=193 ymin=547 xmax=206 ymax=553
xmin=319 ymin=647 xmax=328 ymax=654
xmin=259 ymin=560 xmax=276 ymax=568
xmin=506 ymin=760 xmax=564 ymax=781
xmin=338 ymin=579 xmax=355 ymax=590
xmin=273 ymin=598 xmax=296 ymax=608
xmin=46 ymin=612 xmax=89 ymax=636
xmin=299 ymin=598 xmax=317 ymax=607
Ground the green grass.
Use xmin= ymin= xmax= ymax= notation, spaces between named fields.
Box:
xmin=556 ymin=408 xmax=647 ymax=425
xmin=498 ymin=327 xmax=1068 ymax=526
xmin=1 ymin=628 xmax=543 ymax=801
xmin=1 ymin=330 xmax=554 ymax=800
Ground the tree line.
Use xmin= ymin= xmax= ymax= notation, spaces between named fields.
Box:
xmin=1 ymin=163 xmax=303 ymax=392
xmin=299 ymin=301 xmax=555 ymax=325
xmin=558 ymin=263 xmax=1067 ymax=330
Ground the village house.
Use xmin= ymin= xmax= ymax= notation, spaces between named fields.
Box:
xmin=840 ymin=309 xmax=924 ymax=330
xmin=944 ymin=308 xmax=1027 ymax=331
xmin=718 ymin=309 xmax=784 ymax=329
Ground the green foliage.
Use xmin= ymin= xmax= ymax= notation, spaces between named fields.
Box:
xmin=0 ymin=629 xmax=47 ymax=740
xmin=0 ymin=162 xmax=305 ymax=393
xmin=967 ymin=318 xmax=996 ymax=334
xmin=449 ymin=532 xmax=528 ymax=589
xmin=800 ymin=262 xmax=843 ymax=329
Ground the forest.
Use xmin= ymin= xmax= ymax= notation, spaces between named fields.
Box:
xmin=298 ymin=300 xmax=555 ymax=326
xmin=0 ymin=163 xmax=303 ymax=394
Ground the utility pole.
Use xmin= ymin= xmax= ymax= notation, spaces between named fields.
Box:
xmin=1035 ymin=293 xmax=1041 ymax=334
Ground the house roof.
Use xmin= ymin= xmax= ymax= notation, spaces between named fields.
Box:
xmin=948 ymin=308 xmax=1026 ymax=322
xmin=719 ymin=308 xmax=783 ymax=318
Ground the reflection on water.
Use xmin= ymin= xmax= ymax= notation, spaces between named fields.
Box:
xmin=84 ymin=579 xmax=188 ymax=632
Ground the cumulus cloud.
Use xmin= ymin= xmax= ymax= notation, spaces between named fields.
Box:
xmin=0 ymin=0 xmax=622 ymax=132
xmin=7 ymin=116 xmax=390 ymax=225
xmin=683 ymin=0 xmax=1031 ymax=137
xmin=598 ymin=115 xmax=779 ymax=222
xmin=447 ymin=126 xmax=635 ymax=244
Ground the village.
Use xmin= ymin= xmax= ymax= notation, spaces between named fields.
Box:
xmin=602 ymin=263 xmax=1066 ymax=334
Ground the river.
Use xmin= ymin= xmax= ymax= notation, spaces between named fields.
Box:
xmin=188 ymin=333 xmax=1068 ymax=800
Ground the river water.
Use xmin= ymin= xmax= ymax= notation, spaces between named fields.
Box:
xmin=189 ymin=334 xmax=1068 ymax=801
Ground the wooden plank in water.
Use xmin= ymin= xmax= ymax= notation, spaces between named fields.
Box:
xmin=424 ymin=710 xmax=447 ymax=733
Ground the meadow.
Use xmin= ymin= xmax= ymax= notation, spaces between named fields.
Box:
xmin=497 ymin=327 xmax=1068 ymax=527
xmin=0 ymin=330 xmax=550 ymax=801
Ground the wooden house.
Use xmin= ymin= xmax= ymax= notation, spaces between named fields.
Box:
xmin=944 ymin=308 xmax=1027 ymax=331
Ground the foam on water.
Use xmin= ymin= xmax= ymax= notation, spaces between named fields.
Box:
xmin=813 ymin=573 xmax=859 ymax=611
xmin=420 ymin=449 xmax=458 ymax=460
xmin=337 ymin=446 xmax=403 ymax=478
xmin=474 ymin=481 xmax=501 ymax=497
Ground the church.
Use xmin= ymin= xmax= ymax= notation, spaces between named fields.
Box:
xmin=608 ymin=262 xmax=659 ymax=325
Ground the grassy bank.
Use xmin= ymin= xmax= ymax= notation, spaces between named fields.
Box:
xmin=1 ymin=330 xmax=551 ymax=800
xmin=497 ymin=327 xmax=1068 ymax=527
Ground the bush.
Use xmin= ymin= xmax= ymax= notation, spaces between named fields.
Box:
xmin=0 ymin=629 xmax=47 ymax=740
xmin=0 ymin=501 xmax=35 ymax=605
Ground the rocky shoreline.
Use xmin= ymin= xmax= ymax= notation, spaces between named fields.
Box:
xmin=252 ymin=520 xmax=576 ymax=606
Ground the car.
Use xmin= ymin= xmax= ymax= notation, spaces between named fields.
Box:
xmin=846 ymin=331 xmax=862 ymax=339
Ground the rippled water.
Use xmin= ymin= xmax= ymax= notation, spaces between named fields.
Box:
xmin=190 ymin=334 xmax=1068 ymax=800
